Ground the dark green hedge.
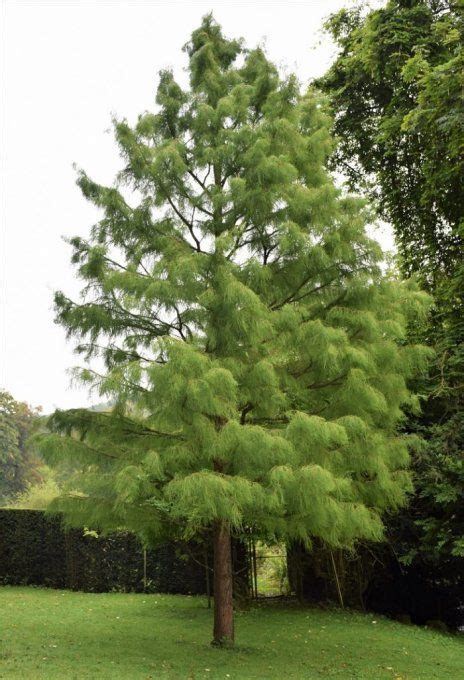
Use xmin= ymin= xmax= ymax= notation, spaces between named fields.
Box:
xmin=0 ymin=509 xmax=209 ymax=594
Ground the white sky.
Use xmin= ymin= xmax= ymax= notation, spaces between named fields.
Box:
xmin=1 ymin=0 xmax=391 ymax=413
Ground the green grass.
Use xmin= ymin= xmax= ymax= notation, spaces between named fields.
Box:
xmin=0 ymin=587 xmax=462 ymax=679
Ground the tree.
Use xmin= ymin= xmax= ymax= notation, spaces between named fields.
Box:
xmin=317 ymin=0 xmax=464 ymax=625
xmin=402 ymin=255 xmax=464 ymax=581
xmin=36 ymin=16 xmax=430 ymax=646
xmin=0 ymin=391 xmax=43 ymax=504
xmin=317 ymin=0 xmax=463 ymax=288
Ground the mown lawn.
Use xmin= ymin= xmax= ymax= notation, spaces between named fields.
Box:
xmin=0 ymin=587 xmax=462 ymax=679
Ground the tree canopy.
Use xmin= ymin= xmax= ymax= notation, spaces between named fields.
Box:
xmin=318 ymin=0 xmax=463 ymax=287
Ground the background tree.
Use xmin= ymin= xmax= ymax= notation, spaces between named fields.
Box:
xmin=317 ymin=0 xmax=463 ymax=287
xmin=0 ymin=391 xmax=43 ymax=504
xmin=36 ymin=16 xmax=430 ymax=645
xmin=316 ymin=0 xmax=464 ymax=626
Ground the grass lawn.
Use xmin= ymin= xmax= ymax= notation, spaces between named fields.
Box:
xmin=0 ymin=587 xmax=463 ymax=679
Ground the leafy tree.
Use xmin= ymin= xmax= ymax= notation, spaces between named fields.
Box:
xmin=317 ymin=0 xmax=464 ymax=624
xmin=36 ymin=16 xmax=430 ymax=645
xmin=406 ymin=257 xmax=464 ymax=564
xmin=0 ymin=391 xmax=43 ymax=504
xmin=317 ymin=0 xmax=463 ymax=286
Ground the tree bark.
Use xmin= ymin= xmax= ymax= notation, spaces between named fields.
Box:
xmin=212 ymin=519 xmax=234 ymax=646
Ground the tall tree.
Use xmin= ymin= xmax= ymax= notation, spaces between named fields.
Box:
xmin=36 ymin=16 xmax=429 ymax=645
xmin=317 ymin=0 xmax=463 ymax=287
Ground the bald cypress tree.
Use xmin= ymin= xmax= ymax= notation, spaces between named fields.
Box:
xmin=37 ymin=16 xmax=431 ymax=646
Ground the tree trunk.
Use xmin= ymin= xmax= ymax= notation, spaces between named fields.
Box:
xmin=212 ymin=519 xmax=234 ymax=647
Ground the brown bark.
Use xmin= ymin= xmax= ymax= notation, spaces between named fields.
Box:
xmin=212 ymin=519 xmax=234 ymax=647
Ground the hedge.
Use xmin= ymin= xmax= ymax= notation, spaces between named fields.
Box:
xmin=286 ymin=539 xmax=464 ymax=630
xmin=0 ymin=509 xmax=210 ymax=594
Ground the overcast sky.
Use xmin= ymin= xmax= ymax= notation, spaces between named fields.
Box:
xmin=2 ymin=0 xmax=390 ymax=413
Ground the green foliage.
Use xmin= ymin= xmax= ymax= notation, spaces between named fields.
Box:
xmin=8 ymin=466 xmax=60 ymax=510
xmin=405 ymin=411 xmax=464 ymax=564
xmin=318 ymin=0 xmax=463 ymax=287
xmin=318 ymin=0 xmax=464 ymax=617
xmin=36 ymin=17 xmax=430 ymax=565
xmin=405 ymin=255 xmax=464 ymax=568
xmin=255 ymin=543 xmax=289 ymax=596
xmin=0 ymin=391 xmax=43 ymax=504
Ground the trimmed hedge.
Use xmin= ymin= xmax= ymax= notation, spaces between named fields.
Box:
xmin=0 ymin=509 xmax=209 ymax=594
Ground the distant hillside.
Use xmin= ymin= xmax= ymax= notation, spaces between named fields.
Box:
xmin=88 ymin=401 xmax=114 ymax=412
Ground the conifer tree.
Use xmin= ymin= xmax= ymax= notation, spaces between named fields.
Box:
xmin=37 ymin=16 xmax=431 ymax=646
